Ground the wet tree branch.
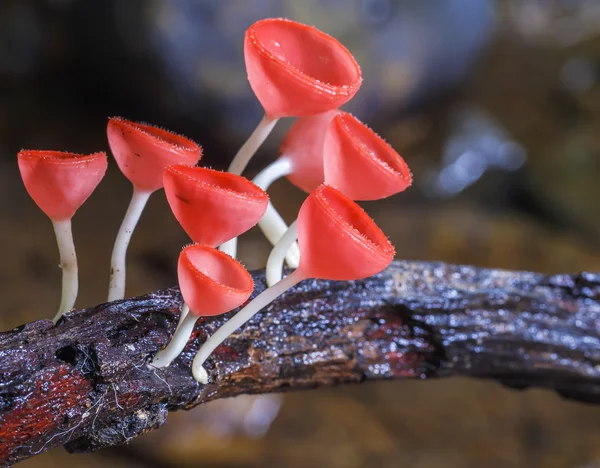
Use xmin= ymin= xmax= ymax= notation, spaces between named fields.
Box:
xmin=0 ymin=260 xmax=599 ymax=466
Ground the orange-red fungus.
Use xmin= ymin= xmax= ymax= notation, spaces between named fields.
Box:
xmin=244 ymin=18 xmax=362 ymax=118
xmin=164 ymin=164 xmax=269 ymax=246
xmin=296 ymin=184 xmax=395 ymax=280
xmin=323 ymin=113 xmax=413 ymax=200
xmin=107 ymin=117 xmax=202 ymax=192
xmin=178 ymin=244 xmax=254 ymax=317
xmin=281 ymin=110 xmax=341 ymax=193
xmin=18 ymin=150 xmax=107 ymax=221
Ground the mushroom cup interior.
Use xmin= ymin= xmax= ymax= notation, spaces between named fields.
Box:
xmin=111 ymin=118 xmax=200 ymax=152
xmin=337 ymin=114 xmax=411 ymax=179
xmin=169 ymin=165 xmax=267 ymax=200
xmin=184 ymin=246 xmax=253 ymax=292
xmin=319 ymin=186 xmax=393 ymax=258
xmin=252 ymin=19 xmax=360 ymax=88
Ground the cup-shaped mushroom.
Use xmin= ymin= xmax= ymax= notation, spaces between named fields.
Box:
xmin=244 ymin=18 xmax=362 ymax=118
xmin=297 ymin=185 xmax=394 ymax=281
xmin=164 ymin=164 xmax=269 ymax=246
xmin=323 ymin=113 xmax=412 ymax=201
xmin=281 ymin=110 xmax=340 ymax=193
xmin=107 ymin=117 xmax=202 ymax=192
xmin=18 ymin=150 xmax=107 ymax=322
xmin=18 ymin=150 xmax=108 ymax=221
xmin=178 ymin=244 xmax=254 ymax=316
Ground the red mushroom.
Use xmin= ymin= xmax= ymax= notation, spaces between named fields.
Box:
xmin=152 ymin=244 xmax=253 ymax=368
xmin=163 ymin=164 xmax=268 ymax=247
xmin=192 ymin=185 xmax=394 ymax=383
xmin=17 ymin=150 xmax=107 ymax=322
xmin=226 ymin=18 xmax=362 ymax=180
xmin=158 ymin=163 xmax=267 ymax=336
xmin=255 ymin=111 xmax=412 ymax=286
xmin=323 ymin=112 xmax=413 ymax=200
xmin=107 ymin=117 xmax=202 ymax=301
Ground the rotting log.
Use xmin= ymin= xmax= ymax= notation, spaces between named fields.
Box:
xmin=0 ymin=260 xmax=599 ymax=466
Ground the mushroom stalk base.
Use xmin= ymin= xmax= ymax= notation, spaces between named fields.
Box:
xmin=193 ymin=268 xmax=305 ymax=383
xmin=51 ymin=219 xmax=78 ymax=323
xmin=266 ymin=220 xmax=298 ymax=287
xmin=151 ymin=311 xmax=198 ymax=368
xmin=107 ymin=188 xmax=151 ymax=301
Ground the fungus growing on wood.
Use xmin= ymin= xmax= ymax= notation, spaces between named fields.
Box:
xmin=106 ymin=117 xmax=202 ymax=301
xmin=17 ymin=150 xmax=107 ymax=322
xmin=192 ymin=185 xmax=394 ymax=383
xmin=152 ymin=165 xmax=268 ymax=364
xmin=151 ymin=244 xmax=253 ymax=368
xmin=262 ymin=111 xmax=412 ymax=286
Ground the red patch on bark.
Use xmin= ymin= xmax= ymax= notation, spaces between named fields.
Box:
xmin=0 ymin=365 xmax=92 ymax=460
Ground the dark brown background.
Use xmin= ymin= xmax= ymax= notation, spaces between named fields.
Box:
xmin=1 ymin=0 xmax=600 ymax=466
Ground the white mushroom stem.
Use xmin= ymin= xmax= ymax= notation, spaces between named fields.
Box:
xmin=51 ymin=219 xmax=78 ymax=323
xmin=192 ymin=267 xmax=306 ymax=384
xmin=255 ymin=158 xmax=300 ymax=268
xmin=217 ymin=238 xmax=237 ymax=258
xmin=108 ymin=188 xmax=152 ymax=301
xmin=266 ymin=220 xmax=298 ymax=287
xmin=151 ymin=309 xmax=198 ymax=368
xmin=219 ymin=158 xmax=300 ymax=267
xmin=176 ymin=303 xmax=190 ymax=331
xmin=227 ymin=114 xmax=278 ymax=176
xmin=218 ymin=114 xmax=277 ymax=259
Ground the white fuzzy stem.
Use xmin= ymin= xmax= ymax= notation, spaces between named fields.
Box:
xmin=254 ymin=159 xmax=300 ymax=268
xmin=266 ymin=220 xmax=298 ymax=287
xmin=218 ymin=238 xmax=237 ymax=258
xmin=192 ymin=268 xmax=305 ymax=383
xmin=108 ymin=188 xmax=151 ymax=301
xmin=218 ymin=114 xmax=278 ymax=259
xmin=51 ymin=219 xmax=78 ymax=323
xmin=151 ymin=310 xmax=198 ymax=368
xmin=227 ymin=114 xmax=278 ymax=176
xmin=175 ymin=303 xmax=190 ymax=332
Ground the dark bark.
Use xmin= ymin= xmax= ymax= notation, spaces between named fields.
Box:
xmin=0 ymin=261 xmax=599 ymax=466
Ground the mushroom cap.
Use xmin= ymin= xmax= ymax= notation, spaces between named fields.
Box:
xmin=244 ymin=18 xmax=362 ymax=118
xmin=297 ymin=185 xmax=394 ymax=281
xmin=17 ymin=150 xmax=108 ymax=221
xmin=178 ymin=244 xmax=254 ymax=317
xmin=164 ymin=164 xmax=269 ymax=246
xmin=107 ymin=117 xmax=202 ymax=192
xmin=282 ymin=110 xmax=340 ymax=193
xmin=323 ymin=113 xmax=412 ymax=200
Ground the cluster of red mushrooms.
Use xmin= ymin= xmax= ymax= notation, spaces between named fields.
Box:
xmin=17 ymin=18 xmax=412 ymax=383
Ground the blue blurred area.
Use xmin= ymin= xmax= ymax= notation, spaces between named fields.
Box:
xmin=0 ymin=0 xmax=494 ymax=150
xmin=145 ymin=0 xmax=495 ymax=131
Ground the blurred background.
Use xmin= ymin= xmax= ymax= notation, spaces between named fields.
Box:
xmin=1 ymin=0 xmax=600 ymax=466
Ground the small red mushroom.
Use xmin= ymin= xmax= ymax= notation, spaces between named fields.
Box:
xmin=226 ymin=18 xmax=362 ymax=179
xmin=106 ymin=117 xmax=202 ymax=301
xmin=323 ymin=112 xmax=413 ymax=200
xmin=192 ymin=185 xmax=394 ymax=383
xmin=163 ymin=164 xmax=268 ymax=247
xmin=17 ymin=150 xmax=107 ymax=322
xmin=151 ymin=244 xmax=253 ymax=369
